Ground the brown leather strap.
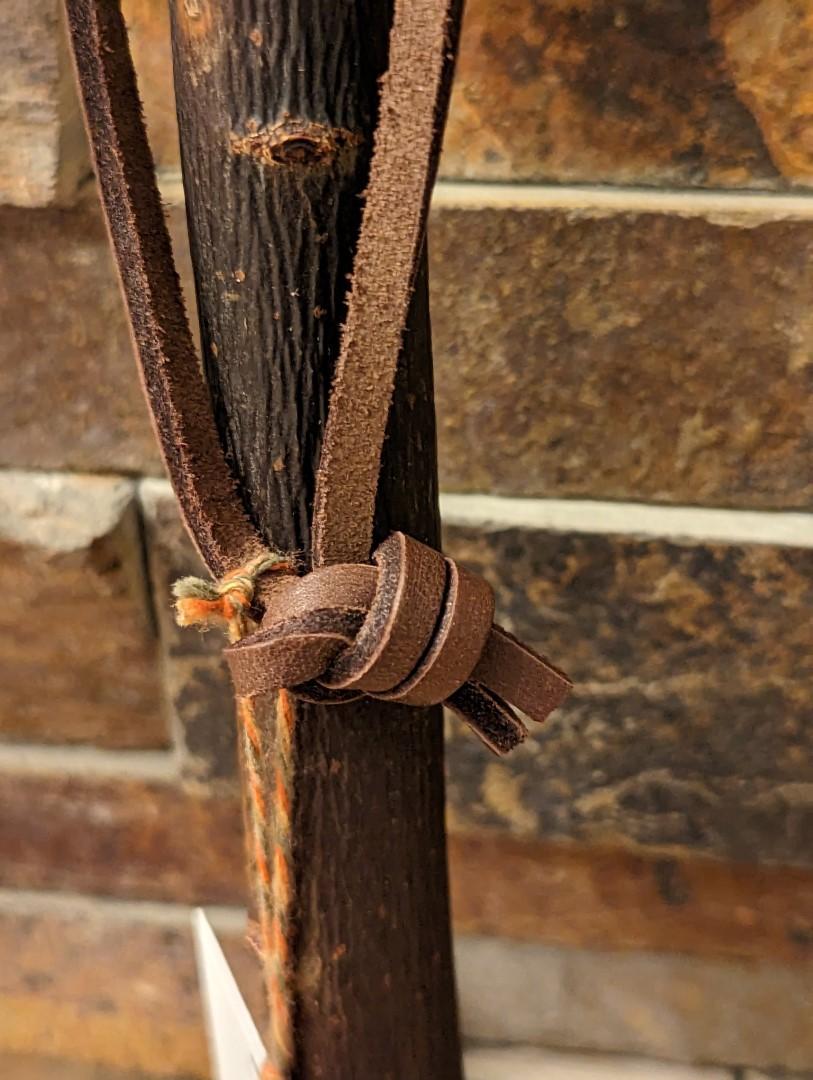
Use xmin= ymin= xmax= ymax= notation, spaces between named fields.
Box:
xmin=65 ymin=0 xmax=573 ymax=754
xmin=64 ymin=0 xmax=264 ymax=577
xmin=311 ymin=0 xmax=462 ymax=567
xmin=65 ymin=0 xmax=459 ymax=577
xmin=226 ymin=533 xmax=572 ymax=754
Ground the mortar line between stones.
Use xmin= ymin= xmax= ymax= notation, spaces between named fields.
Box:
xmin=154 ymin=169 xmax=813 ymax=220
xmin=439 ymin=493 xmax=813 ymax=549
xmin=139 ymin=477 xmax=813 ymax=549
xmin=0 ymin=742 xmax=177 ymax=779
xmin=0 ymin=884 xmax=248 ymax=929
xmin=431 ymin=181 xmax=813 ymax=221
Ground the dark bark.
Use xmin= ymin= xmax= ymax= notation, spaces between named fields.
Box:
xmin=168 ymin=1 xmax=462 ymax=1077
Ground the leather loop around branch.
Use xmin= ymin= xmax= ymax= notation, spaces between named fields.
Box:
xmin=225 ymin=533 xmax=572 ymax=755
xmin=64 ymin=0 xmax=574 ymax=761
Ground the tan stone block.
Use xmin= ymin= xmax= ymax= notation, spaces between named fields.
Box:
xmin=444 ymin=521 xmax=813 ymax=865
xmin=744 ymin=1072 xmax=809 ymax=1080
xmin=0 ymin=0 xmax=88 ymax=207
xmin=121 ymin=0 xmax=180 ymax=172
xmin=431 ymin=205 xmax=813 ymax=509
xmin=713 ymin=0 xmax=813 ymax=186
xmin=0 ymin=887 xmax=810 ymax=1076
xmin=0 ymin=1055 xmax=171 ymax=1079
xmin=465 ymin=1046 xmax=728 ymax=1080
xmin=5 ymin=195 xmax=811 ymax=511
xmin=449 ymin=832 xmax=813 ymax=967
xmin=0 ymin=472 xmax=167 ymax=748
xmin=456 ymin=934 xmax=813 ymax=1071
xmin=0 ymin=890 xmax=260 ymax=1077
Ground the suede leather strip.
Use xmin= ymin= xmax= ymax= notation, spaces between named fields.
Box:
xmin=447 ymin=683 xmax=529 ymax=756
xmin=226 ymin=532 xmax=572 ymax=754
xmin=311 ymin=0 xmax=463 ymax=568
xmin=471 ymin=626 xmax=573 ymax=726
xmin=321 ymin=533 xmax=447 ymax=693
xmin=65 ymin=0 xmax=573 ymax=755
xmin=63 ymin=0 xmax=263 ymax=577
xmin=378 ymin=559 xmax=495 ymax=707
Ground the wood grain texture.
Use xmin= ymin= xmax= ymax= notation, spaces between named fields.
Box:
xmin=168 ymin=1 xmax=462 ymax=1076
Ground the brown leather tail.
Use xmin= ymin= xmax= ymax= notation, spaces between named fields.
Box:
xmin=64 ymin=0 xmax=264 ymax=577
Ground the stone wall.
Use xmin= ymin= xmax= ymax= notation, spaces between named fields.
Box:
xmin=1 ymin=2 xmax=812 ymax=1076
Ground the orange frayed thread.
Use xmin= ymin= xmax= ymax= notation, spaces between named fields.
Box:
xmin=238 ymin=691 xmax=297 ymax=1078
xmin=173 ymin=550 xmax=292 ymax=643
xmin=173 ymin=554 xmax=297 ymax=1078
xmin=266 ymin=688 xmax=296 ymax=1073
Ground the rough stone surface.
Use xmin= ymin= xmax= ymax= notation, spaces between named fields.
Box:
xmin=0 ymin=890 xmax=809 ymax=1076
xmin=431 ymin=205 xmax=813 ymax=510
xmin=0 ymin=472 xmax=167 ymax=748
xmin=140 ymin=480 xmax=238 ymax=784
xmin=0 ymin=767 xmax=244 ymax=904
xmin=713 ymin=0 xmax=813 ymax=185
xmin=744 ymin=1072 xmax=811 ymax=1080
xmin=4 ymin=198 xmax=813 ymax=510
xmin=122 ymin=0 xmax=813 ymax=189
xmin=0 ymin=1058 xmax=183 ymax=1080
xmin=456 ymin=935 xmax=813 ymax=1071
xmin=0 ymin=892 xmax=259 ymax=1078
xmin=442 ymin=0 xmax=779 ymax=186
xmin=0 ymin=0 xmax=88 ymax=207
xmin=0 ymin=202 xmax=163 ymax=475
xmin=4 ymin=751 xmax=813 ymax=969
xmin=120 ymin=0 xmax=180 ymax=172
xmin=443 ymin=522 xmax=813 ymax=867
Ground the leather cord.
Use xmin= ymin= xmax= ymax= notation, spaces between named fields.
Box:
xmin=311 ymin=0 xmax=462 ymax=567
xmin=64 ymin=0 xmax=572 ymax=756
xmin=64 ymin=0 xmax=265 ymax=579
xmin=225 ymin=531 xmax=570 ymax=754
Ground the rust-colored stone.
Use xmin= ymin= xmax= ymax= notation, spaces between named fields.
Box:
xmin=431 ymin=205 xmax=813 ymax=509
xmin=442 ymin=0 xmax=780 ymax=186
xmin=0 ymin=472 xmax=167 ymax=748
xmin=123 ymin=0 xmax=800 ymax=189
xmin=444 ymin=523 xmax=813 ymax=865
xmin=0 ymin=769 xmax=245 ymax=904
xmin=713 ymin=0 xmax=813 ymax=185
xmin=0 ymin=0 xmax=88 ymax=207
xmin=3 ymin=750 xmax=813 ymax=968
xmin=449 ymin=832 xmax=813 ymax=967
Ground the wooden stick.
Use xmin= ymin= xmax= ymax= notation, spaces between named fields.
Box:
xmin=168 ymin=1 xmax=463 ymax=1075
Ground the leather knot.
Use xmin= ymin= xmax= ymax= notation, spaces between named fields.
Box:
xmin=225 ymin=533 xmax=571 ymax=755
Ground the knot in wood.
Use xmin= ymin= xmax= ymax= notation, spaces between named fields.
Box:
xmin=230 ymin=120 xmax=362 ymax=169
xmin=225 ymin=533 xmax=572 ymax=755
